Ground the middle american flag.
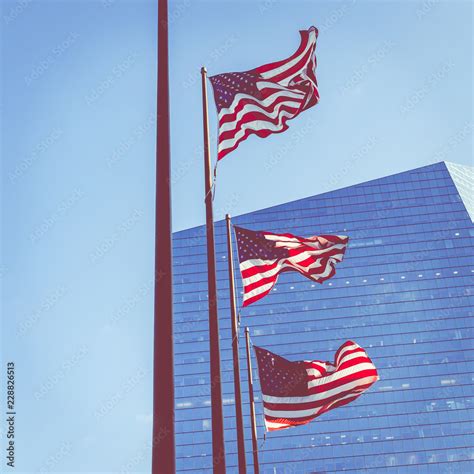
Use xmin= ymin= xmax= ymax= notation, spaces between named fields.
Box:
xmin=234 ymin=226 xmax=348 ymax=306
xmin=209 ymin=26 xmax=319 ymax=161
xmin=254 ymin=341 xmax=379 ymax=431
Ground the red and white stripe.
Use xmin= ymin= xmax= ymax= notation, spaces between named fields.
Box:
xmin=262 ymin=341 xmax=379 ymax=431
xmin=240 ymin=232 xmax=348 ymax=307
xmin=217 ymin=27 xmax=319 ymax=160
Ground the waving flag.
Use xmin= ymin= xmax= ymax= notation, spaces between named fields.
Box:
xmin=209 ymin=27 xmax=319 ymax=161
xmin=254 ymin=341 xmax=379 ymax=431
xmin=235 ymin=226 xmax=348 ymax=306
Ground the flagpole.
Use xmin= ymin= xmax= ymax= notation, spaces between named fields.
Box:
xmin=225 ymin=214 xmax=247 ymax=474
xmin=152 ymin=0 xmax=175 ymax=473
xmin=201 ymin=66 xmax=226 ymax=473
xmin=245 ymin=327 xmax=260 ymax=474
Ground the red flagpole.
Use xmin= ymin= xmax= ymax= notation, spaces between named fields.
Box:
xmin=201 ymin=66 xmax=226 ymax=473
xmin=152 ymin=0 xmax=175 ymax=472
xmin=245 ymin=327 xmax=260 ymax=474
xmin=225 ymin=214 xmax=247 ymax=473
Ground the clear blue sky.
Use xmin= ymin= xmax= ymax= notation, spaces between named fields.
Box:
xmin=1 ymin=0 xmax=472 ymax=472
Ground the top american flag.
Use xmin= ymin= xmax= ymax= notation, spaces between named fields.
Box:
xmin=234 ymin=226 xmax=348 ymax=306
xmin=209 ymin=27 xmax=319 ymax=161
xmin=254 ymin=341 xmax=379 ymax=431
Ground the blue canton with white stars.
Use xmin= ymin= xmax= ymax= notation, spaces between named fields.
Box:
xmin=209 ymin=71 xmax=262 ymax=111
xmin=254 ymin=346 xmax=309 ymax=397
xmin=234 ymin=226 xmax=288 ymax=262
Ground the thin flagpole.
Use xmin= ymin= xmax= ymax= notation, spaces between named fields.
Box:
xmin=152 ymin=0 xmax=175 ymax=473
xmin=201 ymin=66 xmax=226 ymax=473
xmin=225 ymin=214 xmax=247 ymax=473
xmin=245 ymin=327 xmax=260 ymax=474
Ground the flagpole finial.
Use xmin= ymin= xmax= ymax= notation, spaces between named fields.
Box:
xmin=245 ymin=326 xmax=249 ymax=334
xmin=201 ymin=66 xmax=207 ymax=75
xmin=226 ymin=213 xmax=231 ymax=221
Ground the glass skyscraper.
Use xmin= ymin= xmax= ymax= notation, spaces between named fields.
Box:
xmin=172 ymin=161 xmax=473 ymax=473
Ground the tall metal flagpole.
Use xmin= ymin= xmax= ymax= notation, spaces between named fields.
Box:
xmin=152 ymin=0 xmax=175 ymax=473
xmin=245 ymin=327 xmax=260 ymax=474
xmin=225 ymin=215 xmax=247 ymax=473
xmin=201 ymin=66 xmax=226 ymax=473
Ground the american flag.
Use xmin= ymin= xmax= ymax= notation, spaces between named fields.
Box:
xmin=254 ymin=341 xmax=379 ymax=431
xmin=209 ymin=27 xmax=319 ymax=161
xmin=234 ymin=226 xmax=348 ymax=307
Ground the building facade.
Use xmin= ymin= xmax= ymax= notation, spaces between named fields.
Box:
xmin=172 ymin=161 xmax=474 ymax=473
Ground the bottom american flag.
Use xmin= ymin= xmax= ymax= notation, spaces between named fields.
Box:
xmin=254 ymin=341 xmax=379 ymax=431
